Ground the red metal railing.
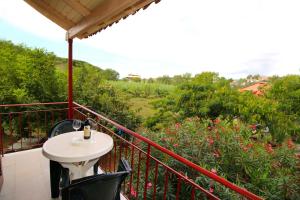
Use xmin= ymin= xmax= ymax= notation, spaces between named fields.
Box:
xmin=0 ymin=102 xmax=69 ymax=155
xmin=0 ymin=102 xmax=262 ymax=199
xmin=73 ymin=102 xmax=263 ymax=200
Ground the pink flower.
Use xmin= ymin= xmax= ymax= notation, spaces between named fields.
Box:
xmin=242 ymin=146 xmax=249 ymax=152
xmin=213 ymin=149 xmax=221 ymax=158
xmin=247 ymin=143 xmax=254 ymax=148
xmin=214 ymin=119 xmax=220 ymax=124
xmin=209 ymin=169 xmax=217 ymax=194
xmin=175 ymin=122 xmax=181 ymax=129
xmin=211 ymin=168 xmax=217 ymax=174
xmin=287 ymin=138 xmax=295 ymax=149
xmin=250 ymin=124 xmax=256 ymax=130
xmin=207 ymin=137 xmax=214 ymax=146
xmin=265 ymin=144 xmax=274 ymax=154
xmin=146 ymin=182 xmax=152 ymax=189
xmin=130 ymin=186 xmax=137 ymax=197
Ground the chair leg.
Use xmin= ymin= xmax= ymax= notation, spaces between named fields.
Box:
xmin=50 ymin=160 xmax=61 ymax=198
xmin=61 ymin=168 xmax=70 ymax=187
xmin=93 ymin=159 xmax=99 ymax=175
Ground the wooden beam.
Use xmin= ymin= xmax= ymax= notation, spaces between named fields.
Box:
xmin=62 ymin=0 xmax=91 ymax=17
xmin=67 ymin=0 xmax=155 ymax=39
xmin=80 ymin=0 xmax=155 ymax=38
xmin=25 ymin=0 xmax=75 ymax=30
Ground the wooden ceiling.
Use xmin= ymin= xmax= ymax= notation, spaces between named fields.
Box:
xmin=25 ymin=0 xmax=160 ymax=39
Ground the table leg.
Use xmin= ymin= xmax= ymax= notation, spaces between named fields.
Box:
xmin=61 ymin=158 xmax=99 ymax=181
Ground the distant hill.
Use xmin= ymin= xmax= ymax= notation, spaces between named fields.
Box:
xmin=54 ymin=57 xmax=100 ymax=72
xmin=0 ymin=39 xmax=119 ymax=80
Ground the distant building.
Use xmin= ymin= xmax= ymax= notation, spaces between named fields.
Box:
xmin=125 ymin=74 xmax=141 ymax=81
xmin=258 ymin=76 xmax=269 ymax=81
xmin=239 ymin=82 xmax=268 ymax=96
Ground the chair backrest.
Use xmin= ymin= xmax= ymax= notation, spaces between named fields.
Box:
xmin=62 ymin=158 xmax=131 ymax=200
xmin=117 ymin=158 xmax=131 ymax=173
xmin=48 ymin=119 xmax=83 ymax=138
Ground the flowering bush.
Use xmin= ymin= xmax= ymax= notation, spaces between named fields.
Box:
xmin=143 ymin=117 xmax=299 ymax=199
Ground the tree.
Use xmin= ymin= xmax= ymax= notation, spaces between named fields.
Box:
xmin=102 ymin=68 xmax=119 ymax=80
xmin=176 ymin=72 xmax=238 ymax=118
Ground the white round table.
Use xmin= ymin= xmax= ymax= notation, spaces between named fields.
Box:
xmin=42 ymin=131 xmax=113 ymax=180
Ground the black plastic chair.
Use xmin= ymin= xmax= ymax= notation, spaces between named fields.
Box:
xmin=61 ymin=158 xmax=131 ymax=200
xmin=48 ymin=119 xmax=84 ymax=198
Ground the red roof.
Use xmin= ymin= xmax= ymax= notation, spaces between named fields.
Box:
xmin=239 ymin=82 xmax=267 ymax=96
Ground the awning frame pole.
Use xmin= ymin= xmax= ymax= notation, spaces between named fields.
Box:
xmin=68 ymin=38 xmax=73 ymax=119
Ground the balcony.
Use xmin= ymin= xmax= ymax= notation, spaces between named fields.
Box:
xmin=0 ymin=102 xmax=261 ymax=200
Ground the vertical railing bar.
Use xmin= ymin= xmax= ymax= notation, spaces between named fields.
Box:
xmin=121 ymin=145 xmax=128 ymax=194
xmin=136 ymin=150 xmax=142 ymax=199
xmin=44 ymin=111 xmax=47 ymax=139
xmin=163 ymin=169 xmax=169 ymax=200
xmin=190 ymin=186 xmax=196 ymax=200
xmin=152 ymin=161 xmax=159 ymax=200
xmin=107 ymin=153 xmax=110 ymax=172
xmin=0 ymin=114 xmax=3 ymax=156
xmin=113 ymin=141 xmax=117 ymax=171
xmin=9 ymin=113 xmax=13 ymax=151
xmin=104 ymin=152 xmax=110 ymax=172
xmin=126 ymin=144 xmax=129 ymax=159
xmin=59 ymin=111 xmax=62 ymax=121
xmin=101 ymin=154 xmax=105 ymax=172
xmin=109 ymin=148 xmax=112 ymax=172
xmin=27 ymin=112 xmax=32 ymax=146
xmin=51 ymin=111 xmax=54 ymax=127
xmin=143 ymin=144 xmax=151 ymax=200
xmin=119 ymin=140 xmax=123 ymax=161
xmin=129 ymin=145 xmax=135 ymax=196
xmin=66 ymin=108 xmax=68 ymax=120
xmin=36 ymin=112 xmax=40 ymax=143
xmin=176 ymin=176 xmax=182 ymax=200
xmin=123 ymin=143 xmax=129 ymax=194
xmin=19 ymin=113 xmax=22 ymax=150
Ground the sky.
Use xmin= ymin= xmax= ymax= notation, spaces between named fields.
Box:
xmin=0 ymin=0 xmax=300 ymax=79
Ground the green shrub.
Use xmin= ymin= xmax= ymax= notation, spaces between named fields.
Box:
xmin=142 ymin=117 xmax=300 ymax=199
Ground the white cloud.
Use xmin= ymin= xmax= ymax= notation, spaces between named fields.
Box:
xmin=1 ymin=0 xmax=300 ymax=78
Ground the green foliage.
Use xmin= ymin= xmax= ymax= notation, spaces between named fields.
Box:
xmin=149 ymin=73 xmax=192 ymax=85
xmin=146 ymin=72 xmax=300 ymax=142
xmin=266 ymin=75 xmax=300 ymax=141
xmin=0 ymin=40 xmax=139 ymax=130
xmin=143 ymin=118 xmax=300 ymax=199
xmin=176 ymin=72 xmax=238 ymax=118
xmin=0 ymin=40 xmax=64 ymax=104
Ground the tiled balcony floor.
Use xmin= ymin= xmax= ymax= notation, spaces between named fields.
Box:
xmin=1 ymin=148 xmax=53 ymax=200
xmin=0 ymin=148 xmax=126 ymax=200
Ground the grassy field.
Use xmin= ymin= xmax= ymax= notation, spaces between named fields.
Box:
xmin=109 ymin=80 xmax=175 ymax=98
xmin=128 ymin=97 xmax=159 ymax=119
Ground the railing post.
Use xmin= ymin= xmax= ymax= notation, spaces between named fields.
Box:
xmin=0 ymin=114 xmax=3 ymax=156
xmin=67 ymin=38 xmax=73 ymax=119
xmin=143 ymin=144 xmax=151 ymax=200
